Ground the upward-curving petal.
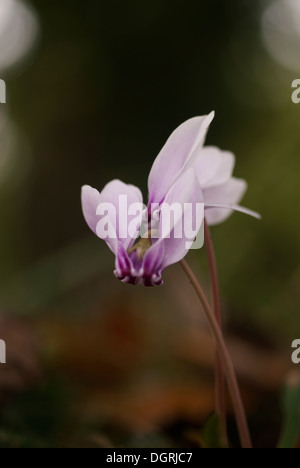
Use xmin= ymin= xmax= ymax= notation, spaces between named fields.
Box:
xmin=145 ymin=168 xmax=204 ymax=271
xmin=192 ymin=146 xmax=235 ymax=188
xmin=82 ymin=180 xmax=143 ymax=253
xmin=81 ymin=185 xmax=102 ymax=235
xmin=203 ymin=177 xmax=247 ymax=225
xmin=148 ymin=112 xmax=214 ymax=205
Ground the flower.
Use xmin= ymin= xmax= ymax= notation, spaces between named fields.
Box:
xmin=148 ymin=111 xmax=260 ymax=225
xmin=82 ymin=112 xmax=259 ymax=286
xmin=82 ymin=169 xmax=203 ymax=286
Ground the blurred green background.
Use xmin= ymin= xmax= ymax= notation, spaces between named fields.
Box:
xmin=0 ymin=0 xmax=299 ymax=448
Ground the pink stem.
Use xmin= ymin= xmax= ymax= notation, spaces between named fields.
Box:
xmin=180 ymin=259 xmax=252 ymax=449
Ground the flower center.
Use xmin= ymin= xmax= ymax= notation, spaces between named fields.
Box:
xmin=127 ymin=230 xmax=157 ymax=261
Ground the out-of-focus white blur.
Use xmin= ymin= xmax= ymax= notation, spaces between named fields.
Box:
xmin=262 ymin=0 xmax=300 ymax=72
xmin=0 ymin=0 xmax=38 ymax=72
xmin=0 ymin=0 xmax=37 ymax=186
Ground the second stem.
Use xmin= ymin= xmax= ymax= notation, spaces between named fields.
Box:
xmin=180 ymin=259 xmax=252 ymax=449
xmin=204 ymin=220 xmax=228 ymax=445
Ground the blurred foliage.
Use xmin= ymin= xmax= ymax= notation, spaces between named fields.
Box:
xmin=0 ymin=0 xmax=299 ymax=448
xmin=201 ymin=414 xmax=224 ymax=449
xmin=0 ymin=380 xmax=71 ymax=448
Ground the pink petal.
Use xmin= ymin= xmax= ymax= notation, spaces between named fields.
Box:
xmin=192 ymin=146 xmax=235 ymax=188
xmin=148 ymin=112 xmax=214 ymax=204
xmin=81 ymin=185 xmax=102 ymax=235
xmin=203 ymin=177 xmax=247 ymax=225
xmin=114 ymin=241 xmax=135 ymax=279
xmin=142 ymin=237 xmax=165 ymax=283
xmin=100 ymin=179 xmax=143 ymax=243
xmin=205 ymin=204 xmax=261 ymax=220
xmin=81 ymin=180 xmax=143 ymax=253
xmin=146 ymin=169 xmax=204 ymax=270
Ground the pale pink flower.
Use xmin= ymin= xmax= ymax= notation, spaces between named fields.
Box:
xmin=82 ymin=113 xmax=259 ymax=286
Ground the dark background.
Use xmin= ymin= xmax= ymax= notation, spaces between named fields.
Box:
xmin=0 ymin=0 xmax=299 ymax=448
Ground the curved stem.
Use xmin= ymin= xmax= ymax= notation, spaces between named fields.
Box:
xmin=180 ymin=259 xmax=252 ymax=449
xmin=204 ymin=220 xmax=228 ymax=446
